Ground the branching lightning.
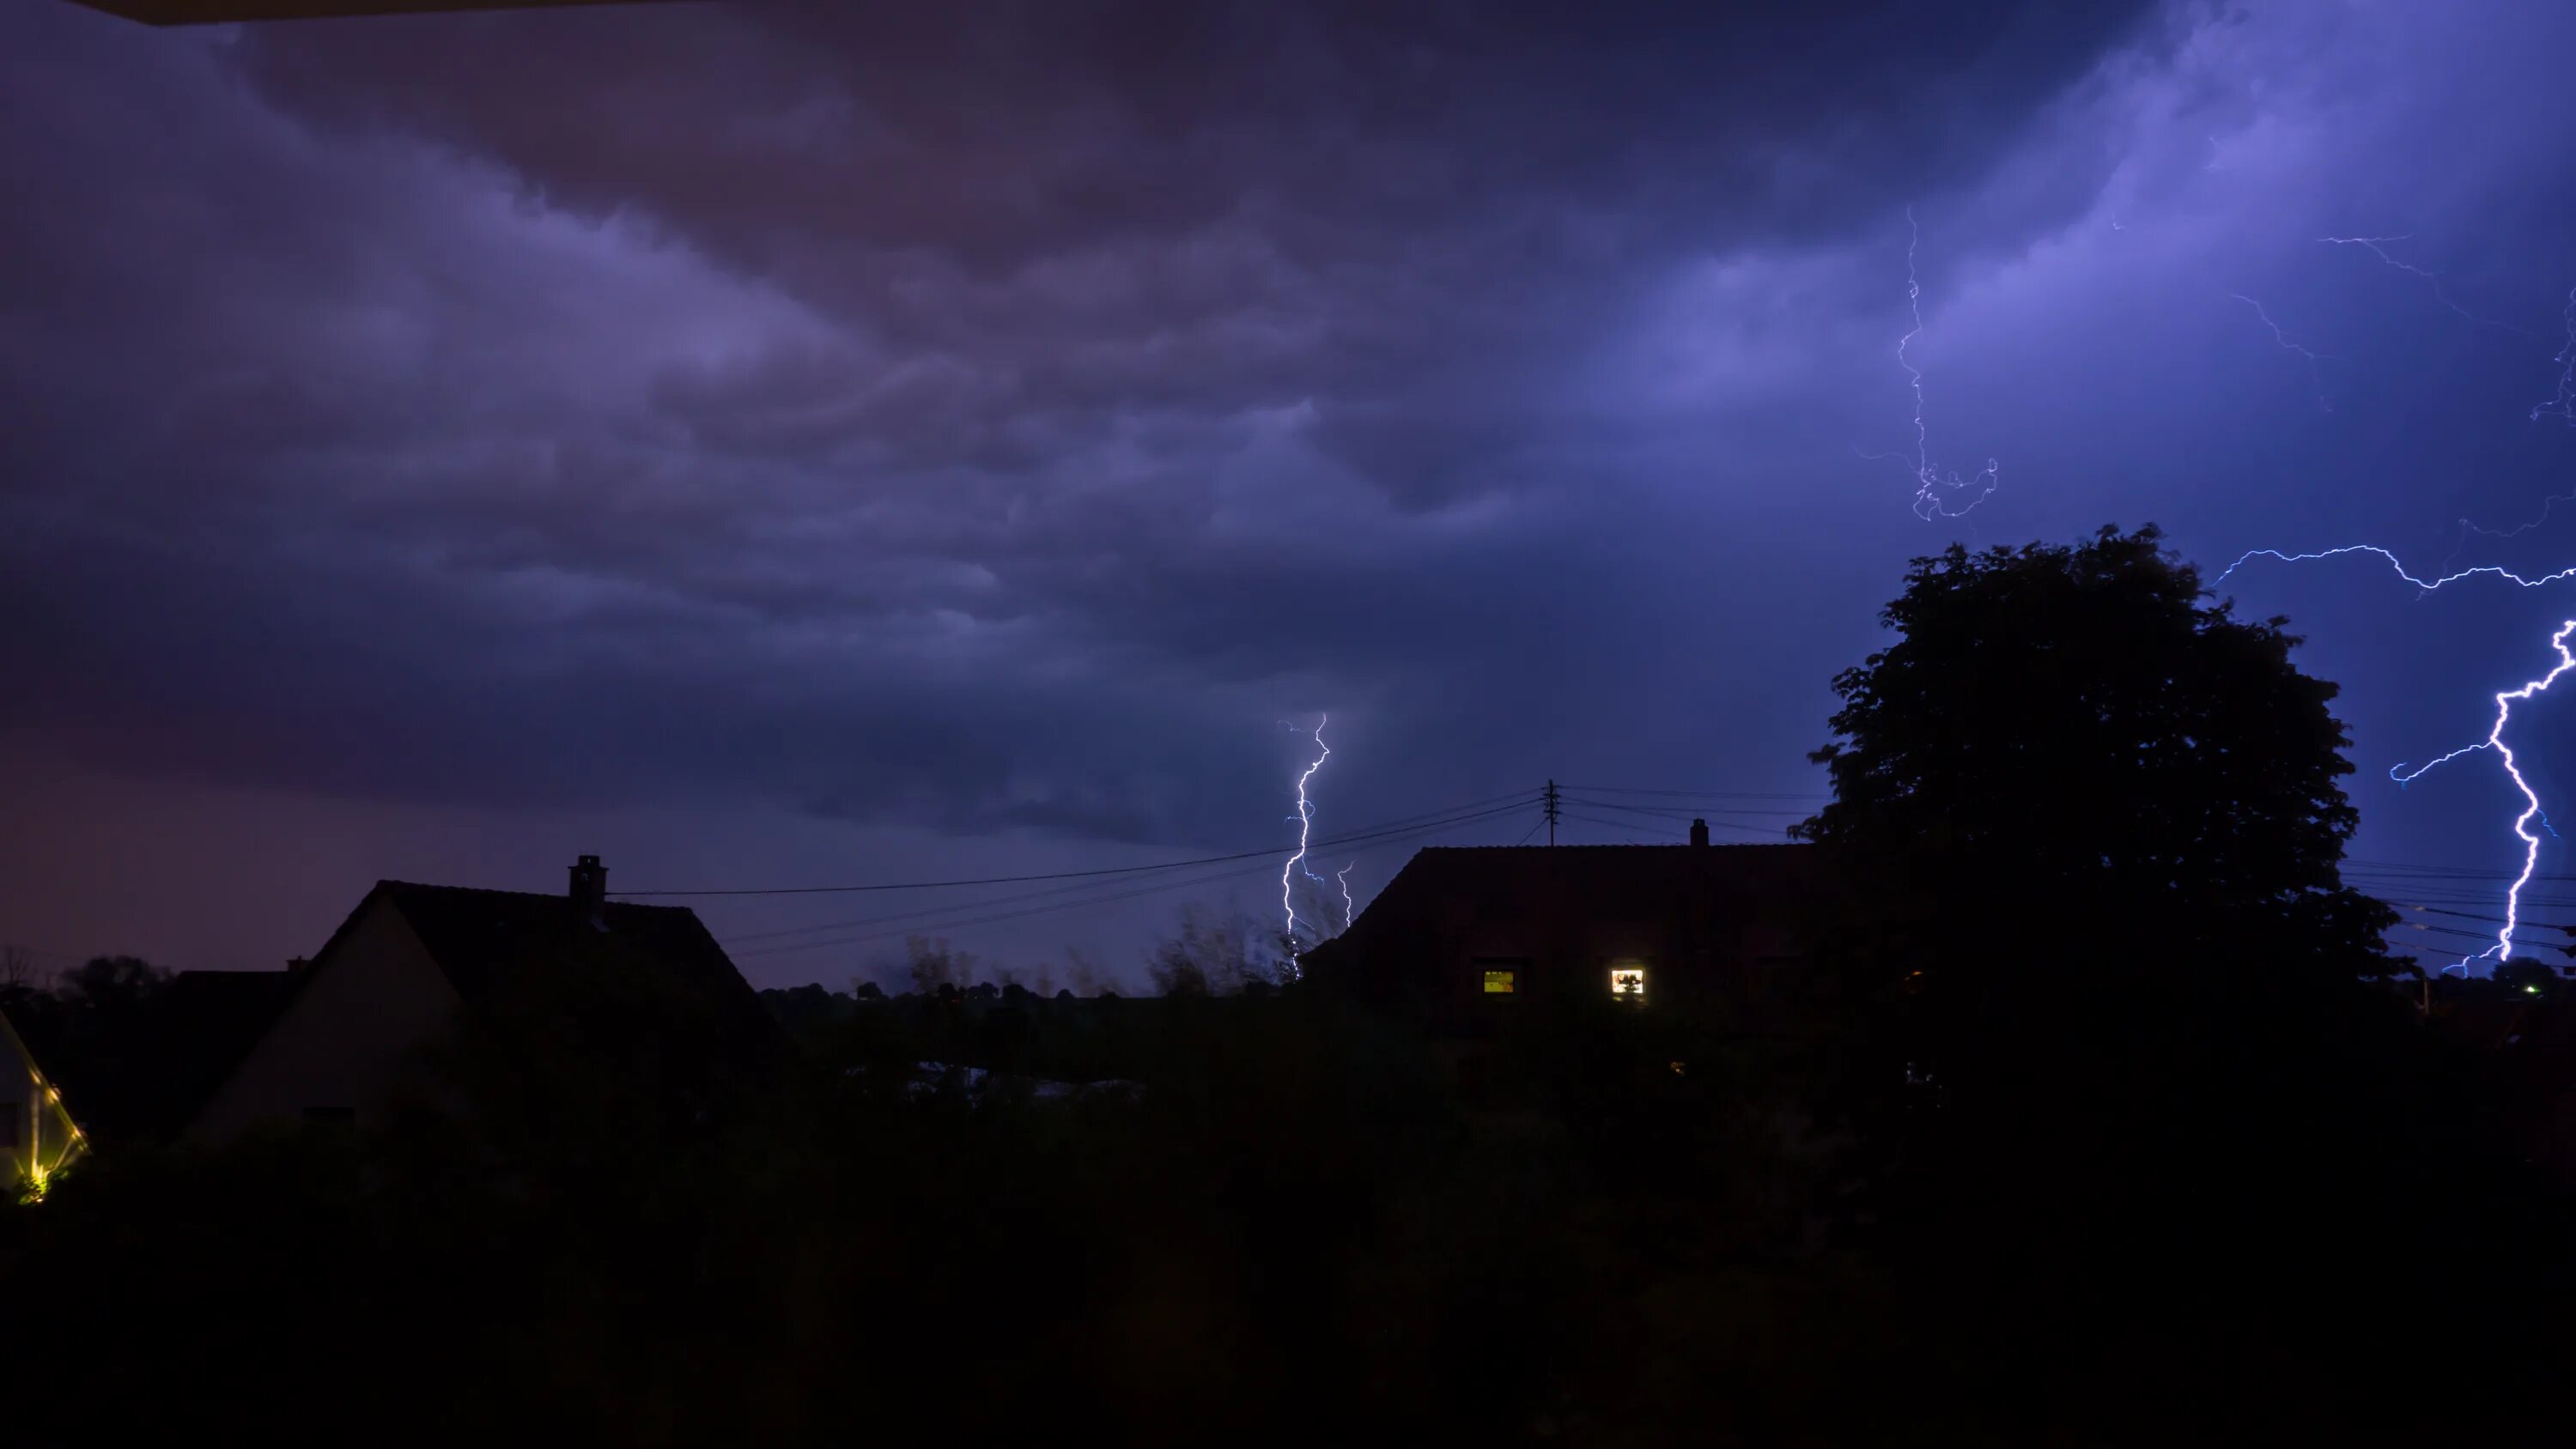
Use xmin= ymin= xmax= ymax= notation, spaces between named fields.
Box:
xmin=2386 ymin=620 xmax=2576 ymax=973
xmin=1865 ymin=207 xmax=2000 ymax=520
xmin=2536 ymin=284 xmax=2576 ymax=424
xmin=2231 ymin=294 xmax=2335 ymax=412
xmin=1279 ymin=714 xmax=1330 ymax=973
xmin=2197 ymin=242 xmax=2576 ymax=979
xmin=2318 ymin=234 xmax=2530 ymax=336
xmin=2215 ymin=543 xmax=2576 ymax=593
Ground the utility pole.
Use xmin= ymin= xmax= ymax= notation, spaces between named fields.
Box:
xmin=1544 ymin=779 xmax=1559 ymax=846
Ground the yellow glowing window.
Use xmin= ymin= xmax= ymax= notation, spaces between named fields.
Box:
xmin=1609 ymin=966 xmax=1647 ymax=1001
xmin=1482 ymin=969 xmax=1517 ymax=994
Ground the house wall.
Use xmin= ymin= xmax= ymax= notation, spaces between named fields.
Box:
xmin=188 ymin=895 xmax=461 ymax=1143
xmin=1358 ymin=892 xmax=1811 ymax=1034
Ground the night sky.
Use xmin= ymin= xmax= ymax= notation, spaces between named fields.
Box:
xmin=7 ymin=0 xmax=2576 ymax=989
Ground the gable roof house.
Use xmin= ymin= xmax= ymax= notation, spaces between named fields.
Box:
xmin=189 ymin=856 xmax=774 ymax=1143
xmin=1299 ymin=823 xmax=1826 ymax=1032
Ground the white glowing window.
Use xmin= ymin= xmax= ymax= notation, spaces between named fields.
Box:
xmin=1608 ymin=966 xmax=1647 ymax=1001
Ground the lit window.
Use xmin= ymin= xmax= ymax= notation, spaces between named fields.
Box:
xmin=1609 ymin=966 xmax=1646 ymax=1002
xmin=1473 ymin=957 xmax=1528 ymax=996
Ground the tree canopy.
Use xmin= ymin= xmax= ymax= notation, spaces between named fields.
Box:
xmin=1795 ymin=524 xmax=2395 ymax=990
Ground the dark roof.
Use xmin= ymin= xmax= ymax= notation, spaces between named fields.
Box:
xmin=1337 ymin=843 xmax=1817 ymax=937
xmin=361 ymin=881 xmax=752 ymax=1008
xmin=291 ymin=880 xmax=781 ymax=1064
xmin=1301 ymin=842 xmax=1823 ymax=986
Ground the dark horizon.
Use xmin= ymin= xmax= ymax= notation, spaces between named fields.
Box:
xmin=8 ymin=0 xmax=2576 ymax=991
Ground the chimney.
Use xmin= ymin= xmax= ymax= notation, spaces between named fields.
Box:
xmin=1689 ymin=818 xmax=1710 ymax=848
xmin=569 ymin=853 xmax=608 ymax=925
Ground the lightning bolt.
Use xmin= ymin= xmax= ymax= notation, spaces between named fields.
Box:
xmin=1862 ymin=207 xmax=2000 ymax=520
xmin=2387 ymin=620 xmax=2576 ymax=974
xmin=2217 ymin=265 xmax=2576 ymax=982
xmin=1279 ymin=713 xmax=1330 ymax=973
xmin=2318 ymin=234 xmax=2530 ymax=336
xmin=2231 ymin=294 xmax=2335 ymax=413
xmin=2215 ymin=544 xmax=2576 ymax=592
xmin=1335 ymin=860 xmax=1356 ymax=932
xmin=2536 ymin=284 xmax=2576 ymax=424
xmin=2423 ymin=286 xmax=2576 ymax=571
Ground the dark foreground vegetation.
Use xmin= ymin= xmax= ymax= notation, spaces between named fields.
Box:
xmin=6 ymin=528 xmax=2572 ymax=1446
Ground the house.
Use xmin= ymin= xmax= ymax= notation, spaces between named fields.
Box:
xmin=0 ymin=1003 xmax=87 ymax=1200
xmin=1299 ymin=822 xmax=1825 ymax=1031
xmin=190 ymin=855 xmax=773 ymax=1143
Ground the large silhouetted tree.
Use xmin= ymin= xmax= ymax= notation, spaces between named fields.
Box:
xmin=1798 ymin=524 xmax=2393 ymax=983
xmin=1792 ymin=524 xmax=2402 ymax=1143
xmin=1783 ymin=529 xmax=2569 ymax=1434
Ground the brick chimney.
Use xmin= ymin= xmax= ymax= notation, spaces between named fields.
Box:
xmin=1689 ymin=818 xmax=1710 ymax=847
xmin=569 ymin=853 xmax=608 ymax=925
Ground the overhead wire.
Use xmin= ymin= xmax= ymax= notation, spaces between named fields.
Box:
xmin=621 ymin=788 xmax=1543 ymax=898
xmin=723 ymin=796 xmax=1547 ymax=960
xmin=726 ymin=797 xmax=1538 ymax=947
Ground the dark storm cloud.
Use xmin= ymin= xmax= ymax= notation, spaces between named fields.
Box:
xmin=230 ymin=0 xmax=2163 ymax=505
xmin=0 ymin=0 xmax=2167 ymax=847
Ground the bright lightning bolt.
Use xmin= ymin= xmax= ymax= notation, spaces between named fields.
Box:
xmin=2317 ymin=234 xmax=2529 ymax=336
xmin=1862 ymin=207 xmax=1999 ymax=520
xmin=1335 ymin=861 xmax=1356 ymax=933
xmin=2231 ymin=294 xmax=2335 ymax=413
xmin=2214 ymin=544 xmax=2576 ymax=593
xmin=2215 ymin=256 xmax=2576 ymax=982
xmin=2387 ymin=619 xmax=2576 ymax=974
xmin=1279 ymin=714 xmax=1330 ymax=974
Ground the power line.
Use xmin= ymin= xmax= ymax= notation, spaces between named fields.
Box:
xmin=620 ymin=789 xmax=1542 ymax=899
xmin=724 ymin=798 xmax=1538 ymax=961
xmin=1558 ymin=797 xmax=1812 ymax=820
xmin=2377 ymin=901 xmax=2576 ymax=931
xmin=1559 ymin=797 xmax=1800 ymax=838
xmin=1556 ymin=810 xmax=1687 ymax=840
xmin=726 ymin=797 xmax=1540 ymax=948
xmin=1558 ymin=785 xmax=1831 ymax=800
